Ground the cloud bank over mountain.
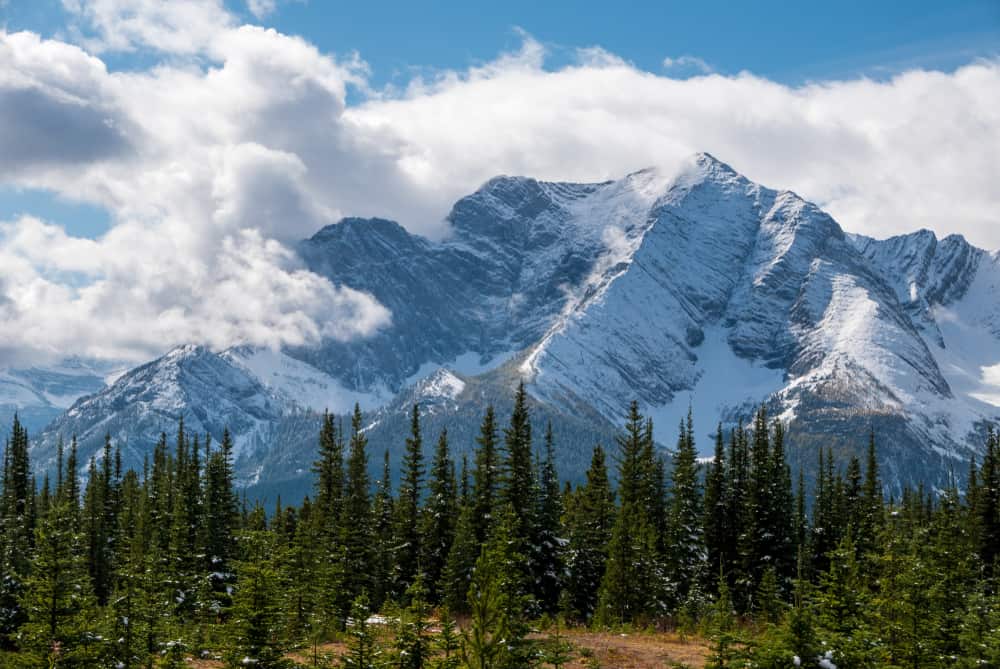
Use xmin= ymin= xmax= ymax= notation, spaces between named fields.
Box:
xmin=0 ymin=0 xmax=997 ymax=363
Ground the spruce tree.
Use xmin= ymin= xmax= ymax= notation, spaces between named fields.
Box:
xmin=342 ymin=404 xmax=373 ymax=610
xmin=440 ymin=501 xmax=479 ymax=613
xmin=394 ymin=576 xmax=432 ymax=669
xmin=371 ymin=450 xmax=395 ymax=608
xmin=395 ymin=404 xmax=425 ymax=597
xmin=471 ymin=406 xmax=500 ymax=544
xmin=703 ymin=424 xmax=728 ymax=592
xmin=0 ymin=415 xmax=32 ymax=647
xmin=668 ymin=409 xmax=705 ymax=604
xmin=563 ymin=444 xmax=615 ymax=621
xmin=533 ymin=423 xmax=564 ymax=613
xmin=312 ymin=412 xmax=345 ymax=539
xmin=19 ymin=499 xmax=102 ymax=667
xmin=343 ymin=593 xmax=385 ymax=669
xmin=226 ymin=531 xmax=290 ymax=668
xmin=419 ymin=429 xmax=457 ymax=603
xmin=500 ymin=383 xmax=536 ymax=556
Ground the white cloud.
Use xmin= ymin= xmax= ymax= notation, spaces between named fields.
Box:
xmin=662 ymin=54 xmax=712 ymax=74
xmin=61 ymin=0 xmax=233 ymax=54
xmin=350 ymin=49 xmax=1000 ymax=249
xmin=0 ymin=13 xmax=998 ymax=365
xmin=246 ymin=0 xmax=277 ymax=20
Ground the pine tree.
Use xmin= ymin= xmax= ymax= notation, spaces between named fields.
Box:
xmin=668 ymin=409 xmax=705 ymax=604
xmin=394 ymin=576 xmax=432 ymax=669
xmin=226 ymin=531 xmax=290 ymax=668
xmin=0 ymin=415 xmax=33 ymax=647
xmin=500 ymin=383 xmax=536 ymax=559
xmin=395 ymin=404 xmax=425 ymax=597
xmin=371 ymin=450 xmax=395 ymax=608
xmin=419 ymin=429 xmax=457 ymax=603
xmin=19 ymin=498 xmax=102 ymax=667
xmin=342 ymin=404 xmax=373 ymax=610
xmin=462 ymin=508 xmax=534 ymax=669
xmin=533 ymin=423 xmax=564 ymax=613
xmin=312 ymin=412 xmax=345 ymax=539
xmin=343 ymin=593 xmax=385 ymax=669
xmin=563 ymin=444 xmax=615 ymax=621
xmin=703 ymin=424 xmax=728 ymax=592
xmin=472 ymin=406 xmax=500 ymax=545
xmin=440 ymin=501 xmax=479 ymax=613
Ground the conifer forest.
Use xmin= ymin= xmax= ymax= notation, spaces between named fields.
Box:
xmin=3 ymin=383 xmax=1000 ymax=668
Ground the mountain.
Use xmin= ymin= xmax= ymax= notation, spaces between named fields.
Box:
xmin=1 ymin=358 xmax=122 ymax=435
xmin=27 ymin=153 xmax=1000 ymax=497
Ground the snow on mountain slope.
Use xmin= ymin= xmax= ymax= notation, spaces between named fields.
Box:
xmin=20 ymin=153 xmax=1000 ymax=495
xmin=32 ymin=345 xmax=308 ymax=477
xmin=0 ymin=358 xmax=122 ymax=435
xmin=221 ymin=346 xmax=385 ymax=413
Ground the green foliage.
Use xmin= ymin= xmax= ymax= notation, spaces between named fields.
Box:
xmin=4 ymin=400 xmax=1000 ymax=668
xmin=226 ymin=531 xmax=291 ymax=668
xmin=343 ymin=593 xmax=386 ymax=669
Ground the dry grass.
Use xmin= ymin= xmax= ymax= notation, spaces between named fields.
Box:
xmin=180 ymin=626 xmax=710 ymax=668
xmin=560 ymin=629 xmax=709 ymax=668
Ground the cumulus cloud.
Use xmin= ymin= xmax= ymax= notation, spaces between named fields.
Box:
xmin=246 ymin=0 xmax=277 ymax=20
xmin=0 ymin=8 xmax=998 ymax=366
xmin=662 ymin=54 xmax=713 ymax=74
xmin=350 ymin=47 xmax=1000 ymax=248
xmin=61 ymin=0 xmax=233 ymax=54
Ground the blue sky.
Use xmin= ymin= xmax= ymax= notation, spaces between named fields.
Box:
xmin=4 ymin=0 xmax=998 ymax=83
xmin=0 ymin=0 xmax=998 ymax=361
xmin=2 ymin=0 xmax=997 ymax=239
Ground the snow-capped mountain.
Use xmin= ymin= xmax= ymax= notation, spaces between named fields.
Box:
xmin=26 ymin=153 xmax=1000 ymax=495
xmin=1 ymin=358 xmax=123 ymax=435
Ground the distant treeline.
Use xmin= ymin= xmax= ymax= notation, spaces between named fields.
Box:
xmin=1 ymin=383 xmax=1000 ymax=667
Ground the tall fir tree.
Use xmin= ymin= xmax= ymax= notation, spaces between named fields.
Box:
xmin=471 ymin=406 xmax=499 ymax=544
xmin=419 ymin=429 xmax=457 ymax=603
xmin=668 ymin=409 xmax=705 ymax=604
xmin=563 ymin=444 xmax=615 ymax=621
xmin=533 ymin=422 xmax=564 ymax=613
xmin=395 ymin=404 xmax=425 ymax=598
xmin=342 ymin=404 xmax=373 ymax=610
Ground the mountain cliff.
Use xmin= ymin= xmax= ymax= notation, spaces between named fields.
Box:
xmin=27 ymin=154 xmax=1000 ymax=496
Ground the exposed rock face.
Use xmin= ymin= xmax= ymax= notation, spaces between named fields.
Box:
xmin=29 ymin=154 xmax=1000 ymax=496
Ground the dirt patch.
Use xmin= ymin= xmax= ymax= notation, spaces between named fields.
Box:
xmin=180 ymin=628 xmax=709 ymax=668
xmin=561 ymin=629 xmax=709 ymax=669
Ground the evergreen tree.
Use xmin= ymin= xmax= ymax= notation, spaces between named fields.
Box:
xmin=419 ymin=429 xmax=456 ymax=603
xmin=226 ymin=531 xmax=291 ymax=668
xmin=471 ymin=406 xmax=500 ymax=544
xmin=668 ymin=409 xmax=705 ymax=604
xmin=342 ymin=404 xmax=373 ymax=609
xmin=500 ymin=383 xmax=536 ymax=559
xmin=440 ymin=502 xmax=479 ymax=614
xmin=595 ymin=402 xmax=668 ymax=623
xmin=395 ymin=404 xmax=425 ymax=597
xmin=859 ymin=430 xmax=883 ymax=558
xmin=0 ymin=415 xmax=33 ymax=647
xmin=18 ymin=499 xmax=102 ymax=667
xmin=343 ymin=593 xmax=385 ymax=669
xmin=394 ymin=576 xmax=432 ymax=669
xmin=703 ymin=424 xmax=728 ymax=591
xmin=563 ymin=444 xmax=615 ymax=621
xmin=533 ymin=423 xmax=564 ymax=613
xmin=371 ymin=451 xmax=395 ymax=608
xmin=313 ymin=412 xmax=345 ymax=539
xmin=462 ymin=508 xmax=534 ymax=669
